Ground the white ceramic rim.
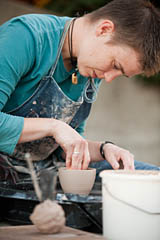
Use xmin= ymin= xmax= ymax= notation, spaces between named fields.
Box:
xmin=100 ymin=170 xmax=160 ymax=181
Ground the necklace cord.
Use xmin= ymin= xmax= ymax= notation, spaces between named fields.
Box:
xmin=68 ymin=18 xmax=77 ymax=70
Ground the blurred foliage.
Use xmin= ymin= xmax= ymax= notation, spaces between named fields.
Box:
xmin=137 ymin=73 xmax=160 ymax=86
xmin=45 ymin=0 xmax=111 ymax=16
xmin=33 ymin=0 xmax=51 ymax=8
xmin=36 ymin=0 xmax=160 ymax=16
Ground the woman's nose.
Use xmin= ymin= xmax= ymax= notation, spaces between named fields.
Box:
xmin=104 ymin=71 xmax=122 ymax=83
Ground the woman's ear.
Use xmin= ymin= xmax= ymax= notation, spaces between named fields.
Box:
xmin=96 ymin=20 xmax=115 ymax=37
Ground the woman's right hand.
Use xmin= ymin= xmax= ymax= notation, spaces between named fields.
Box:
xmin=51 ymin=119 xmax=90 ymax=170
xmin=19 ymin=118 xmax=90 ymax=170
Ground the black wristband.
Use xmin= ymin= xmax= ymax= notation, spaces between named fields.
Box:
xmin=100 ymin=141 xmax=115 ymax=159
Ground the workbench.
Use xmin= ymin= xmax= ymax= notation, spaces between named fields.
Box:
xmin=0 ymin=225 xmax=106 ymax=240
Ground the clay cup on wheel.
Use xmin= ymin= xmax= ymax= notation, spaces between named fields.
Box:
xmin=58 ymin=167 xmax=96 ymax=195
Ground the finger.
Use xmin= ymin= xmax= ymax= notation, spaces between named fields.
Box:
xmin=120 ymin=152 xmax=135 ymax=170
xmin=72 ymin=153 xmax=82 ymax=169
xmin=129 ymin=154 xmax=135 ymax=170
xmin=71 ymin=145 xmax=83 ymax=169
xmin=82 ymin=144 xmax=90 ymax=170
xmin=106 ymin=153 xmax=119 ymax=170
xmin=66 ymin=146 xmax=73 ymax=169
xmin=77 ymin=161 xmax=82 ymax=170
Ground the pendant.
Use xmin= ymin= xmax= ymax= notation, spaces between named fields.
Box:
xmin=72 ymin=72 xmax=78 ymax=84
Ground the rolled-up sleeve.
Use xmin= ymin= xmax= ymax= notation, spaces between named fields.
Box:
xmin=0 ymin=112 xmax=24 ymax=154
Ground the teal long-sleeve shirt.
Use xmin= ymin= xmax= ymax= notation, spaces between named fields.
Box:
xmin=0 ymin=14 xmax=101 ymax=155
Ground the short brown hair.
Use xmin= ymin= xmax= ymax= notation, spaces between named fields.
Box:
xmin=87 ymin=0 xmax=160 ymax=76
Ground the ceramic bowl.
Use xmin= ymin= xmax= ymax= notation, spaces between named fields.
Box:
xmin=58 ymin=167 xmax=96 ymax=195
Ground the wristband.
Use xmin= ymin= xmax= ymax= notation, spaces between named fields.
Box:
xmin=100 ymin=141 xmax=115 ymax=159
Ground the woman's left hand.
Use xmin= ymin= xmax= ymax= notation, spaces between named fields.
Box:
xmin=103 ymin=143 xmax=135 ymax=170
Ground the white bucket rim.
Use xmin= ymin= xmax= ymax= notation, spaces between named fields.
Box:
xmin=100 ymin=170 xmax=160 ymax=181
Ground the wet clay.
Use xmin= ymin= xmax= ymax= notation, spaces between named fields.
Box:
xmin=30 ymin=199 xmax=65 ymax=234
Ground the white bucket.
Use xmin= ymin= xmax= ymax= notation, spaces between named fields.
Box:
xmin=100 ymin=170 xmax=160 ymax=240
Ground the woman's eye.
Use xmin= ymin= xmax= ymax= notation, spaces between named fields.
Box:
xmin=112 ymin=60 xmax=119 ymax=70
xmin=114 ymin=64 xmax=119 ymax=70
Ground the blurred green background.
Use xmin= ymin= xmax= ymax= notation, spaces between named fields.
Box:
xmin=25 ymin=0 xmax=111 ymax=15
xmin=29 ymin=0 xmax=160 ymax=17
xmin=46 ymin=0 xmax=111 ymax=16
